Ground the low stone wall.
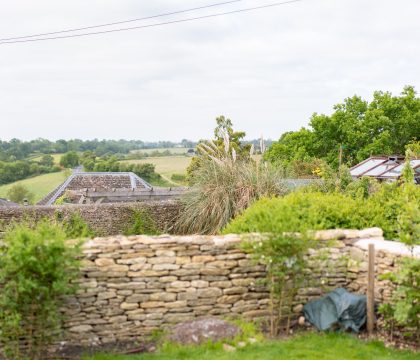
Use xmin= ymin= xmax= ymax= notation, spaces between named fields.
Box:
xmin=62 ymin=228 xmax=418 ymax=347
xmin=0 ymin=201 xmax=181 ymax=237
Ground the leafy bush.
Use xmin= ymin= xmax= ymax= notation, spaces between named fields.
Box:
xmin=224 ymin=191 xmax=367 ymax=235
xmin=242 ymin=233 xmax=314 ymax=335
xmin=224 ymin=182 xmax=420 ymax=240
xmin=59 ymin=151 xmax=80 ymax=168
xmin=0 ymin=220 xmax=81 ymax=359
xmin=6 ymin=183 xmax=35 ymax=204
xmin=379 ymin=258 xmax=420 ymax=341
xmin=124 ymin=209 xmax=160 ymax=236
xmin=62 ymin=212 xmax=95 ymax=239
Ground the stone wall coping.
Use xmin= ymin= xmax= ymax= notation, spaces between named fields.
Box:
xmin=80 ymin=228 xmax=418 ymax=258
xmin=354 ymin=238 xmax=420 ymax=258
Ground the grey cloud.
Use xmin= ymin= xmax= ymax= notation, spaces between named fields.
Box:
xmin=0 ymin=0 xmax=419 ymax=141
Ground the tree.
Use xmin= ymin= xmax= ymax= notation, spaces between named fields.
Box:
xmin=60 ymin=151 xmax=80 ymax=168
xmin=265 ymin=86 xmax=420 ymax=169
xmin=39 ymin=154 xmax=54 ymax=167
xmin=7 ymin=184 xmax=34 ymax=204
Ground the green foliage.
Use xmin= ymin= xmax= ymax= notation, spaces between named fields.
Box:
xmin=0 ymin=220 xmax=81 ymax=359
xmin=344 ymin=176 xmax=381 ymax=199
xmin=124 ymin=209 xmax=160 ymax=236
xmin=224 ymin=182 xmax=420 ymax=240
xmin=80 ymin=154 xmax=162 ymax=183
xmin=187 ymin=116 xmax=251 ymax=184
xmin=60 ymin=151 xmax=80 ymax=168
xmin=242 ymin=233 xmax=314 ymax=335
xmin=379 ymin=258 xmax=420 ymax=341
xmin=0 ymin=159 xmax=60 ymax=185
xmin=39 ymin=154 xmax=54 ymax=167
xmin=224 ymin=192 xmax=365 ymax=235
xmin=170 ymin=173 xmax=187 ymax=183
xmin=62 ymin=212 xmax=95 ymax=239
xmin=176 ymin=157 xmax=287 ymax=235
xmin=405 ymin=140 xmax=420 ymax=158
xmin=265 ymin=86 xmax=420 ymax=168
xmin=6 ymin=183 xmax=35 ymax=204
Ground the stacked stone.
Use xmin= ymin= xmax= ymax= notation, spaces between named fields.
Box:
xmin=291 ymin=229 xmax=382 ymax=317
xmin=0 ymin=201 xmax=181 ymax=236
xmin=58 ymin=228 xmax=418 ymax=347
xmin=64 ymin=234 xmax=269 ymax=346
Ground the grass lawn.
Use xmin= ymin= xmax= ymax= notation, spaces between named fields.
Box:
xmin=122 ymin=157 xmax=192 ymax=185
xmin=87 ymin=333 xmax=418 ymax=360
xmin=0 ymin=171 xmax=67 ymax=203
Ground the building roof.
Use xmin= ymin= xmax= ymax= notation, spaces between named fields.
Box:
xmin=38 ymin=172 xmax=152 ymax=205
xmin=350 ymin=156 xmax=420 ymax=181
xmin=0 ymin=198 xmax=19 ymax=207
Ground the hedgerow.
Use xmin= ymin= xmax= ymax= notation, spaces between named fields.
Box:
xmin=223 ymin=182 xmax=420 ymax=240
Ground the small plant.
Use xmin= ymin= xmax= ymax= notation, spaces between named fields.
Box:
xmin=379 ymin=258 xmax=420 ymax=342
xmin=124 ymin=209 xmax=160 ymax=235
xmin=0 ymin=220 xmax=81 ymax=359
xmin=63 ymin=212 xmax=95 ymax=239
xmin=241 ymin=233 xmax=314 ymax=335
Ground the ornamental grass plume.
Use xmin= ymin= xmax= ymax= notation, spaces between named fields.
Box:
xmin=175 ymin=133 xmax=287 ymax=235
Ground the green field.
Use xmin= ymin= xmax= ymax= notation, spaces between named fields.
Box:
xmin=88 ymin=333 xmax=418 ymax=360
xmin=123 ymin=156 xmax=192 ymax=185
xmin=130 ymin=148 xmax=189 ymax=155
xmin=29 ymin=153 xmax=64 ymax=164
xmin=0 ymin=171 xmax=67 ymax=203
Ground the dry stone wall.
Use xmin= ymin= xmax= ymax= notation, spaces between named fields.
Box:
xmin=0 ymin=201 xmax=181 ymax=237
xmin=62 ymin=228 xmax=419 ymax=347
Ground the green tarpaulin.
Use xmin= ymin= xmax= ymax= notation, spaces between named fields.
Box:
xmin=303 ymin=288 xmax=367 ymax=332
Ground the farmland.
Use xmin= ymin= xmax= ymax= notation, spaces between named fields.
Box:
xmin=130 ymin=147 xmax=189 ymax=156
xmin=122 ymin=156 xmax=191 ymax=185
xmin=0 ymin=171 xmax=67 ymax=203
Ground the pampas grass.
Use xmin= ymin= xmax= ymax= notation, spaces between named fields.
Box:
xmin=175 ymin=134 xmax=287 ymax=234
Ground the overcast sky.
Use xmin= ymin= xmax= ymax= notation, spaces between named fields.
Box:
xmin=0 ymin=0 xmax=419 ymax=142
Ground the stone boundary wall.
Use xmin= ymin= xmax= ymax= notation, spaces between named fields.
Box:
xmin=0 ymin=201 xmax=181 ymax=237
xmin=62 ymin=228 xmax=419 ymax=347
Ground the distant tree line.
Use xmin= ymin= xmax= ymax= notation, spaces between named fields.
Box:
xmin=0 ymin=139 xmax=198 ymax=162
xmin=78 ymin=152 xmax=161 ymax=184
xmin=0 ymin=159 xmax=60 ymax=185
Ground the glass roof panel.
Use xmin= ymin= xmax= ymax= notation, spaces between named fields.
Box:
xmin=350 ymin=158 xmax=386 ymax=176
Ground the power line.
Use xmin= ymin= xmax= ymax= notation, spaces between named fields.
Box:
xmin=0 ymin=0 xmax=303 ymax=45
xmin=0 ymin=0 xmax=247 ymax=42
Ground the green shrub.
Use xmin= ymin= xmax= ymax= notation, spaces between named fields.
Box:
xmin=379 ymin=258 xmax=420 ymax=341
xmin=224 ymin=191 xmax=367 ymax=235
xmin=171 ymin=173 xmax=187 ymax=182
xmin=6 ymin=183 xmax=35 ymax=204
xmin=224 ymin=183 xmax=420 ymax=240
xmin=124 ymin=209 xmax=160 ymax=236
xmin=63 ymin=212 xmax=95 ymax=239
xmin=242 ymin=232 xmax=314 ymax=335
xmin=0 ymin=220 xmax=81 ymax=359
